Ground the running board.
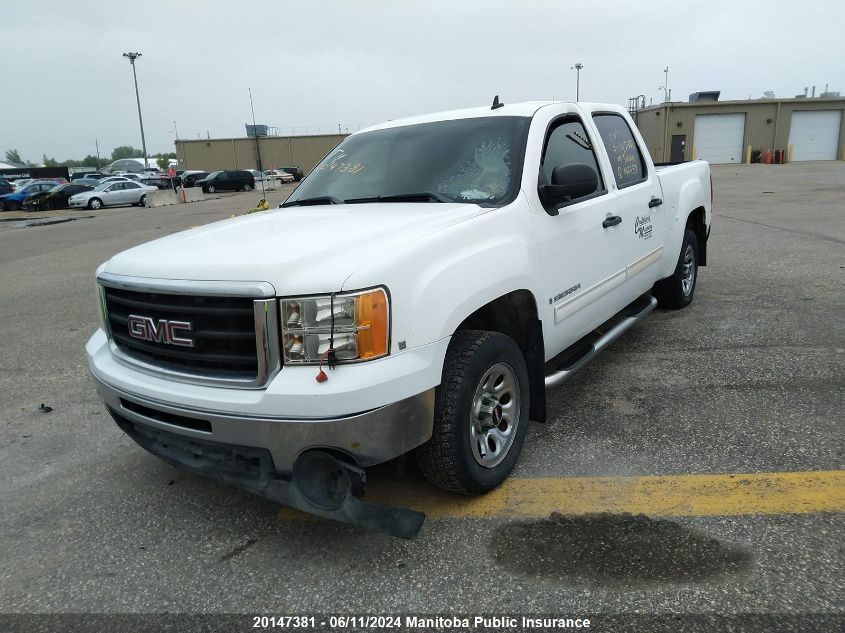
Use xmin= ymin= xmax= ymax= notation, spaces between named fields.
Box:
xmin=544 ymin=295 xmax=658 ymax=389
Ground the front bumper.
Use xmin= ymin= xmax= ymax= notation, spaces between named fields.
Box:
xmin=91 ymin=370 xmax=435 ymax=474
xmin=107 ymin=407 xmax=426 ymax=538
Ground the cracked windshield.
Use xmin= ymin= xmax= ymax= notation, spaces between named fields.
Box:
xmin=284 ymin=116 xmax=530 ymax=207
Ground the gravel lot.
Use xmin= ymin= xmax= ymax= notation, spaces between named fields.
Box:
xmin=0 ymin=165 xmax=842 ymax=629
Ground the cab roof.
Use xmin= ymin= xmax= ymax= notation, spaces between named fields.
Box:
xmin=357 ymin=101 xmax=580 ymax=134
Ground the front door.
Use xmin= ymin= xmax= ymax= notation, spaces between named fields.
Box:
xmin=670 ymin=134 xmax=686 ymax=162
xmin=529 ymin=113 xmax=629 ymax=355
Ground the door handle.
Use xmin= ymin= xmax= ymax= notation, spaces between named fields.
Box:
xmin=602 ymin=215 xmax=622 ymax=228
xmin=648 ymin=197 xmax=663 ymax=208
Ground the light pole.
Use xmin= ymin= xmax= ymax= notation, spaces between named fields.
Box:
xmin=571 ymin=63 xmax=583 ymax=101
xmin=122 ymin=52 xmax=149 ymax=168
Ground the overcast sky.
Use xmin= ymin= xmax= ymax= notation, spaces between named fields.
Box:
xmin=2 ymin=0 xmax=843 ymax=161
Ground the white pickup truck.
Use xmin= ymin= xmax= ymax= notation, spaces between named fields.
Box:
xmin=86 ymin=100 xmax=711 ymax=538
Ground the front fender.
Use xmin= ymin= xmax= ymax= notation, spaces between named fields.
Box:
xmin=342 ymin=201 xmax=542 ymax=352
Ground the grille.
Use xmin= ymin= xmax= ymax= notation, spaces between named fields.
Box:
xmin=103 ymin=286 xmax=259 ymax=379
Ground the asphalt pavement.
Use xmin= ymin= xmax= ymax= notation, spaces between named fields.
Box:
xmin=0 ymin=166 xmax=842 ymax=629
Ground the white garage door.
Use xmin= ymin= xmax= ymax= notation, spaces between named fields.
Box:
xmin=788 ymin=110 xmax=842 ymax=161
xmin=693 ymin=114 xmax=746 ymax=164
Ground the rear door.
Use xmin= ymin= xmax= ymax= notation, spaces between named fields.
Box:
xmin=122 ymin=182 xmax=143 ymax=203
xmin=590 ymin=110 xmax=666 ymax=298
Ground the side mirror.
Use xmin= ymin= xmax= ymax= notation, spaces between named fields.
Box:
xmin=539 ymin=163 xmax=599 ymax=214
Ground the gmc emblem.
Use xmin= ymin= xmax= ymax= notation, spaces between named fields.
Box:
xmin=127 ymin=315 xmax=194 ymax=347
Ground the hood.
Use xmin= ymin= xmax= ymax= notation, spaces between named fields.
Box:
xmin=103 ymin=202 xmax=487 ymax=294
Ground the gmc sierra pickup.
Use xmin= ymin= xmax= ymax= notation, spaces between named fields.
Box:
xmin=86 ymin=100 xmax=712 ymax=538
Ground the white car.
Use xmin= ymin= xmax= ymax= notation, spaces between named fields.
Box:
xmin=69 ymin=181 xmax=157 ymax=209
xmin=87 ymin=101 xmax=712 ymax=537
xmin=244 ymin=169 xmax=271 ymax=183
xmin=264 ymin=169 xmax=296 ymax=183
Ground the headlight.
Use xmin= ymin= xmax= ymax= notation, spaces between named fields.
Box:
xmin=281 ymin=288 xmax=389 ymax=364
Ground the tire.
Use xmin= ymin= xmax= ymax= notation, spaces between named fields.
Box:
xmin=207 ymin=185 xmax=215 ymax=194
xmin=88 ymin=198 xmax=103 ymax=210
xmin=416 ymin=330 xmax=530 ymax=495
xmin=654 ymin=228 xmax=699 ymax=309
xmin=242 ymin=183 xmax=252 ymax=192
xmin=139 ymin=194 xmax=147 ymax=207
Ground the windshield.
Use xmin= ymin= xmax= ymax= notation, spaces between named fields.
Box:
xmin=285 ymin=116 xmax=530 ymax=207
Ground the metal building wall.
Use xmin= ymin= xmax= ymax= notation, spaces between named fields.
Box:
xmin=635 ymin=98 xmax=845 ymax=162
xmin=176 ymin=135 xmax=346 ymax=173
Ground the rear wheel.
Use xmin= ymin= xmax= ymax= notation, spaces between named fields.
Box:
xmin=88 ymin=198 xmax=103 ymax=210
xmin=139 ymin=194 xmax=147 ymax=207
xmin=242 ymin=183 xmax=253 ymax=192
xmin=654 ymin=229 xmax=698 ymax=309
xmin=416 ymin=330 xmax=530 ymax=495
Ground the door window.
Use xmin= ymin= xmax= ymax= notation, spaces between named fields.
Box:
xmin=124 ymin=182 xmax=140 ymax=189
xmin=592 ymin=114 xmax=646 ymax=188
xmin=541 ymin=117 xmax=604 ymax=201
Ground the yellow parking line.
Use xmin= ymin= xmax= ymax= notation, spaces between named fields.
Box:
xmin=278 ymin=470 xmax=845 ymax=521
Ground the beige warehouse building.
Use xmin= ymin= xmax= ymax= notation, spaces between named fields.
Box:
xmin=633 ymin=95 xmax=845 ymax=164
xmin=175 ymin=134 xmax=347 ymax=174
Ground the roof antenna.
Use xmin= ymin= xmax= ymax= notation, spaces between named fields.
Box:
xmin=491 ymin=95 xmax=504 ymax=110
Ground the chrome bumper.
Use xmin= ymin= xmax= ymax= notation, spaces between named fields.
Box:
xmin=92 ymin=373 xmax=435 ymax=474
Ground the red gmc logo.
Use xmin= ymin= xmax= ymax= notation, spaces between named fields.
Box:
xmin=127 ymin=315 xmax=194 ymax=347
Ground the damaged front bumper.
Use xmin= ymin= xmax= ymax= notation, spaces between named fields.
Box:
xmin=92 ymin=374 xmax=433 ymax=538
xmin=106 ymin=406 xmax=426 ymax=539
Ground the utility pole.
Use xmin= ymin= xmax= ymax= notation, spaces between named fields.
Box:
xmin=95 ymin=139 xmax=101 ymax=168
xmin=122 ymin=52 xmax=149 ymax=168
xmin=660 ymin=66 xmax=672 ymax=102
xmin=249 ymin=88 xmax=266 ymax=198
xmin=173 ymin=120 xmax=179 ymax=139
xmin=571 ymin=63 xmax=584 ymax=101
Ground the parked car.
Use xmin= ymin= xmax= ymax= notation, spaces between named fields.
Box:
xmin=71 ymin=172 xmax=106 ymax=181
xmin=264 ymin=169 xmax=296 ymax=183
xmin=74 ymin=178 xmax=102 ymax=188
xmin=0 ymin=180 xmax=61 ymax=211
xmin=0 ymin=178 xmax=14 ymax=195
xmin=86 ymin=101 xmax=712 ymax=538
xmin=23 ymin=183 xmax=94 ymax=211
xmin=181 ymin=171 xmax=209 ymax=188
xmin=140 ymin=177 xmax=178 ymax=191
xmin=195 ymin=170 xmax=255 ymax=193
xmin=69 ymin=181 xmax=156 ymax=209
xmin=97 ymin=176 xmax=133 ymax=186
xmin=278 ymin=166 xmax=304 ymax=181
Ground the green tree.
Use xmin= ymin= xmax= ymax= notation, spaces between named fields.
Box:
xmin=5 ymin=149 xmax=23 ymax=165
xmin=43 ymin=154 xmax=59 ymax=167
xmin=111 ymin=146 xmax=144 ymax=160
xmin=156 ymin=156 xmax=170 ymax=171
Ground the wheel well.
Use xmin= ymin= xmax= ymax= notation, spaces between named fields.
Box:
xmin=686 ymin=206 xmax=708 ymax=266
xmin=456 ymin=290 xmax=547 ymax=423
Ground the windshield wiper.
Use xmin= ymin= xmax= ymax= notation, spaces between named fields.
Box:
xmin=281 ymin=195 xmax=342 ymax=207
xmin=344 ymin=192 xmax=452 ymax=204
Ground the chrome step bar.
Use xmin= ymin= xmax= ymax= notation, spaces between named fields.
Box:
xmin=544 ymin=295 xmax=658 ymax=388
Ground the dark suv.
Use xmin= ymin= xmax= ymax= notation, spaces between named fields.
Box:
xmin=195 ymin=170 xmax=255 ymax=193
xmin=279 ymin=166 xmax=304 ymax=181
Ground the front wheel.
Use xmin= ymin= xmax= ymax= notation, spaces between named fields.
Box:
xmin=654 ymin=229 xmax=698 ymax=309
xmin=88 ymin=198 xmax=103 ymax=210
xmin=416 ymin=330 xmax=530 ymax=495
xmin=206 ymin=184 xmax=215 ymax=194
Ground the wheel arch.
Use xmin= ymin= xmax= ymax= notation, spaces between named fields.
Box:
xmin=455 ymin=289 xmax=546 ymax=423
xmin=686 ymin=206 xmax=708 ymax=265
